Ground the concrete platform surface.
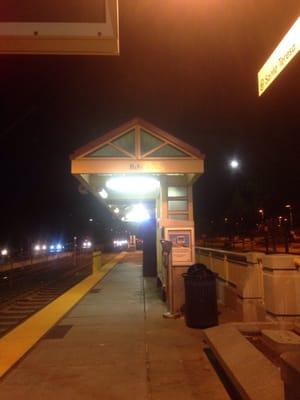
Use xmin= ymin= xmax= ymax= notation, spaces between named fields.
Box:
xmin=0 ymin=252 xmax=229 ymax=400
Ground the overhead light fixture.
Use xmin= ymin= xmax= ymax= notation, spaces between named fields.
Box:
xmin=114 ymin=208 xmax=120 ymax=214
xmin=99 ymin=188 xmax=108 ymax=199
xmin=229 ymin=159 xmax=239 ymax=169
xmin=106 ymin=176 xmax=159 ymax=194
xmin=125 ymin=204 xmax=150 ymax=223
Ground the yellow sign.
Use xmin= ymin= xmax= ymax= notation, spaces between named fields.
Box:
xmin=258 ymin=17 xmax=300 ymax=96
xmin=0 ymin=0 xmax=119 ymax=55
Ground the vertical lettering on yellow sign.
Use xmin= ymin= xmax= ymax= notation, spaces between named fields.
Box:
xmin=258 ymin=17 xmax=300 ymax=96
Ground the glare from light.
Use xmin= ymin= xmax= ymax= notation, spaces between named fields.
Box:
xmin=114 ymin=208 xmax=120 ymax=214
xmin=50 ymin=245 xmax=55 ymax=250
xmin=285 ymin=204 xmax=291 ymax=208
xmin=56 ymin=243 xmax=62 ymax=250
xmin=230 ymin=159 xmax=239 ymax=169
xmin=82 ymin=240 xmax=92 ymax=249
xmin=1 ymin=249 xmax=8 ymax=256
xmin=113 ymin=239 xmax=128 ymax=247
xmin=106 ymin=176 xmax=160 ymax=194
xmin=125 ymin=204 xmax=150 ymax=222
xmin=42 ymin=244 xmax=47 ymax=251
xmin=99 ymin=188 xmax=108 ymax=199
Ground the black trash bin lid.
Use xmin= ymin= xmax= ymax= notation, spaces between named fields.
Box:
xmin=182 ymin=263 xmax=217 ymax=280
xmin=187 ymin=263 xmax=207 ymax=275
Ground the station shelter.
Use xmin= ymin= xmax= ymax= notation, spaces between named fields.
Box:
xmin=71 ymin=118 xmax=204 ymax=313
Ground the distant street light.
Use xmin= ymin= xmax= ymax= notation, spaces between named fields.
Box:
xmin=229 ymin=159 xmax=239 ymax=169
xmin=258 ymin=209 xmax=265 ymax=223
xmin=229 ymin=158 xmax=240 ymax=170
xmin=285 ymin=204 xmax=293 ymax=229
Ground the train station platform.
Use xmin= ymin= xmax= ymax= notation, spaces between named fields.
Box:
xmin=0 ymin=252 xmax=229 ymax=400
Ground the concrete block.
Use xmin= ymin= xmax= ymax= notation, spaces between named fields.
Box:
xmin=223 ymin=284 xmax=237 ymax=310
xmin=294 ymin=323 xmax=300 ymax=335
xmin=262 ymin=330 xmax=300 ymax=354
xmin=246 ymin=252 xmax=264 ymax=264
xmin=262 ymin=254 xmax=296 ymax=270
xmin=263 ymin=270 xmax=300 ymax=316
xmin=203 ymin=325 xmax=284 ymax=400
xmin=280 ymin=351 xmax=300 ymax=400
xmin=215 ymin=278 xmax=226 ymax=305
xmin=237 ymin=298 xmax=265 ymax=322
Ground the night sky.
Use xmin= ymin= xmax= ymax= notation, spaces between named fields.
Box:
xmin=0 ymin=0 xmax=299 ymax=247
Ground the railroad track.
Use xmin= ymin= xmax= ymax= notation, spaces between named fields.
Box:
xmin=0 ymin=252 xmax=115 ymax=337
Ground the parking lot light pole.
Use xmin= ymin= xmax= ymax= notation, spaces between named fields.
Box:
xmin=259 ymin=209 xmax=265 ymax=224
xmin=285 ymin=204 xmax=293 ymax=229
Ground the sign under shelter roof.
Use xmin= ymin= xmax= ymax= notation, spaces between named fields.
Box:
xmin=71 ymin=118 xmax=204 ymax=219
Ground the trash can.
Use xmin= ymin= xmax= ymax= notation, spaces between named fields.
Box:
xmin=182 ymin=264 xmax=218 ymax=328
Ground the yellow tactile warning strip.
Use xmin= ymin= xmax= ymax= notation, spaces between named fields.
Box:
xmin=0 ymin=251 xmax=126 ymax=378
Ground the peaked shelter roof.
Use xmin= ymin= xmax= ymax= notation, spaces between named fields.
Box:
xmin=70 ymin=118 xmax=205 ymax=161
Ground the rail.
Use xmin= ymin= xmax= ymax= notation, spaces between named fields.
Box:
xmin=0 ymin=251 xmax=73 ymax=273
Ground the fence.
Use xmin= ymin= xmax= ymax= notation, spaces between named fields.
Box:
xmin=195 ymin=246 xmax=300 ymax=321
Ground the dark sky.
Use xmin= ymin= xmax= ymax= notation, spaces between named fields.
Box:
xmin=0 ymin=0 xmax=299 ymax=246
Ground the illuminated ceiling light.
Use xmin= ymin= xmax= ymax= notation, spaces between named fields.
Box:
xmin=99 ymin=188 xmax=108 ymax=199
xmin=106 ymin=176 xmax=159 ymax=194
xmin=114 ymin=208 xmax=120 ymax=214
xmin=1 ymin=249 xmax=8 ymax=256
xmin=230 ymin=159 xmax=239 ymax=169
xmin=125 ymin=204 xmax=150 ymax=223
